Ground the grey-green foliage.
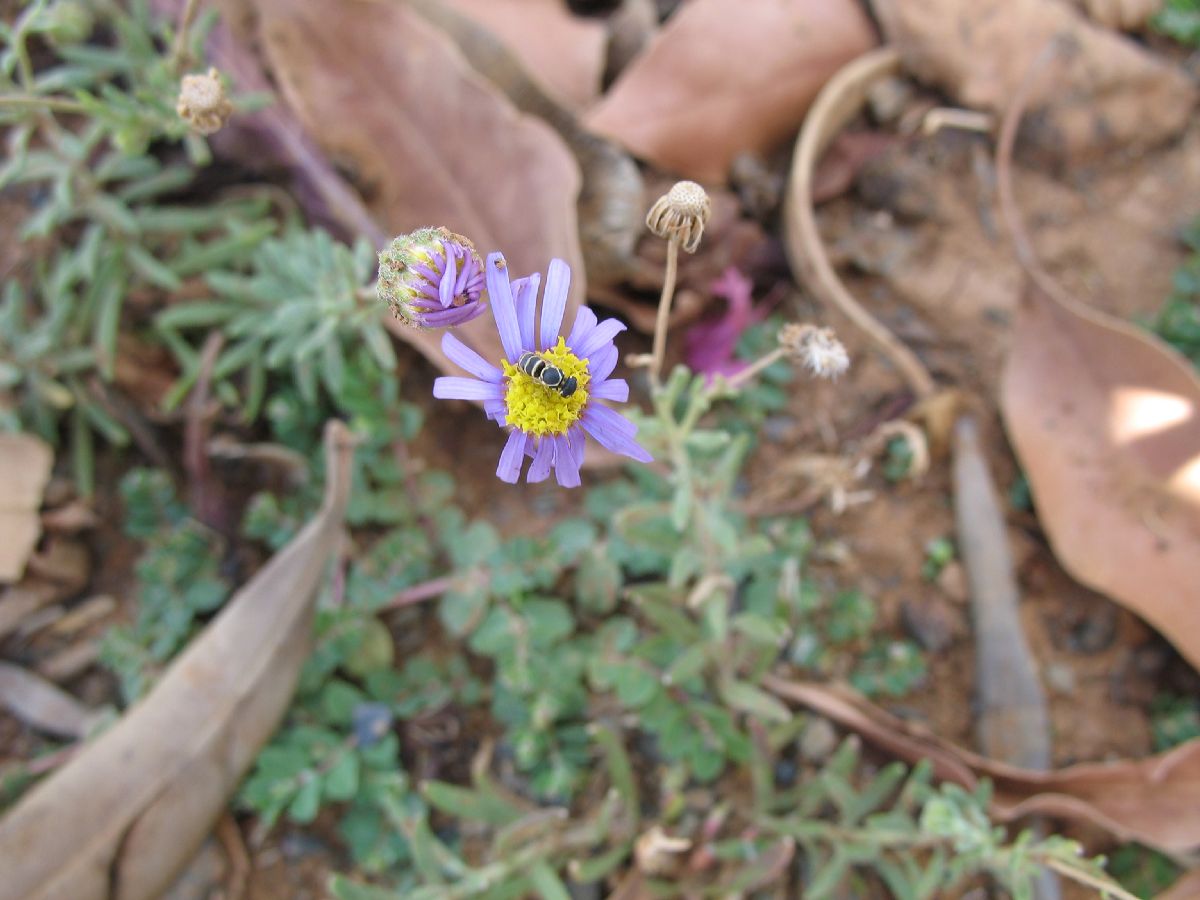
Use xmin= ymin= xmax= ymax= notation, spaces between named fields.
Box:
xmin=1154 ymin=0 xmax=1200 ymax=45
xmin=1148 ymin=218 xmax=1200 ymax=369
xmin=99 ymin=468 xmax=230 ymax=702
xmin=156 ymin=227 xmax=395 ymax=418
xmin=0 ymin=0 xmax=277 ymax=491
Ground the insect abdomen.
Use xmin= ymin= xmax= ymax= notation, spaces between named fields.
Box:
xmin=517 ymin=351 xmax=575 ymax=397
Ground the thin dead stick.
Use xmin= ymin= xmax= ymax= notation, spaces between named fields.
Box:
xmin=381 ymin=574 xmax=458 ymax=611
xmin=782 ymin=47 xmax=935 ymax=400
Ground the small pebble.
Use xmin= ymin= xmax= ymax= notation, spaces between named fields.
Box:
xmin=901 ymin=596 xmax=964 ymax=653
xmin=798 ymin=716 xmax=838 ymax=763
xmin=935 ymin=561 xmax=968 ymax=604
xmin=1043 ymin=662 xmax=1077 ymax=696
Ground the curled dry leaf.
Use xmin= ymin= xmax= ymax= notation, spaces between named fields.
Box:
xmin=782 ymin=46 xmax=936 ymax=401
xmin=869 ymin=0 xmax=1196 ymax=166
xmin=1157 ymin=868 xmax=1200 ymax=900
xmin=1072 ymin=0 xmax=1164 ymax=32
xmin=586 ymin=0 xmax=878 ymax=183
xmin=763 ymin=676 xmax=1200 ymax=853
xmin=0 ymin=663 xmax=103 ymax=740
xmin=0 ymin=433 xmax=54 ymax=583
xmin=0 ymin=421 xmax=355 ymax=900
xmin=255 ymin=0 xmax=585 ymax=366
xmin=1001 ymin=278 xmax=1200 ymax=670
xmin=993 ymin=44 xmax=1200 ymax=674
xmin=408 ymin=0 xmax=647 ymax=290
xmin=440 ymin=0 xmax=606 ymax=110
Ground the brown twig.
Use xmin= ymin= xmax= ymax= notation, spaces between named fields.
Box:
xmin=215 ymin=814 xmax=250 ymax=900
xmin=184 ymin=332 xmax=224 ymax=530
xmin=782 ymin=47 xmax=935 ymax=400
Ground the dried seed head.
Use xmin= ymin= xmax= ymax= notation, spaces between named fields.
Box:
xmin=176 ymin=68 xmax=232 ymax=136
xmin=779 ymin=323 xmax=850 ymax=379
xmin=634 ymin=825 xmax=692 ymax=876
xmin=377 ymin=227 xmax=486 ymax=329
xmin=646 ymin=180 xmax=711 ymax=253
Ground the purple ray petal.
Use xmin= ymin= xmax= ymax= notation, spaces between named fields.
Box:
xmin=552 ymin=433 xmax=581 ymax=488
xmin=575 ymin=318 xmax=626 ymax=360
xmin=540 ymin=258 xmax=571 ymax=350
xmin=568 ymin=425 xmax=585 ymax=469
xmin=486 ymin=253 xmax=521 ymax=361
xmin=588 ymin=345 xmax=618 ymax=383
xmin=433 ymin=377 xmax=505 ymax=401
xmin=566 ymin=306 xmax=597 ymax=350
xmin=484 ymin=400 xmax=507 ymax=423
xmin=421 ymin=304 xmax=486 ymax=328
xmin=581 ymin=406 xmax=652 ymax=463
xmin=512 ymin=273 xmax=540 ymax=352
xmin=591 ymin=378 xmax=629 ymax=402
xmin=528 ymin=437 xmax=555 ymax=483
xmin=442 ymin=332 xmax=502 ymax=382
xmin=439 ymin=241 xmax=457 ymax=308
xmin=497 ymin=430 xmax=527 ymax=483
xmin=413 ymin=263 xmax=440 ymax=282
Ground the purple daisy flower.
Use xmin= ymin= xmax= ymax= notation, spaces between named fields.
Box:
xmin=433 ymin=253 xmax=652 ymax=487
xmin=377 ymin=226 xmax=487 ymax=329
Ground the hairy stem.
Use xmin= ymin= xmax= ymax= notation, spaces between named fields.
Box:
xmin=649 ymin=237 xmax=680 ymax=384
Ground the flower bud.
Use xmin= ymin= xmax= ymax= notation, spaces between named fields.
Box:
xmin=176 ymin=68 xmax=232 ymax=136
xmin=646 ymin=180 xmax=711 ymax=253
xmin=37 ymin=1 xmax=94 ymax=46
xmin=377 ymin=227 xmax=486 ymax=329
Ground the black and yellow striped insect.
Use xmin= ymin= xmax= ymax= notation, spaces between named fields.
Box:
xmin=517 ymin=350 xmax=578 ymax=398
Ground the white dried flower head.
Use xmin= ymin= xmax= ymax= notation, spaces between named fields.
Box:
xmin=176 ymin=68 xmax=232 ymax=136
xmin=646 ymin=180 xmax=711 ymax=253
xmin=779 ymin=323 xmax=850 ymax=380
xmin=634 ymin=825 xmax=692 ymax=876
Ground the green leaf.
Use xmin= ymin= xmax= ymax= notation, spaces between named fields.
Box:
xmin=287 ymin=775 xmax=322 ymax=823
xmin=421 ymin=780 xmax=524 ymax=827
xmin=575 ymin=547 xmax=621 ymax=614
xmin=718 ymin=679 xmax=793 ymax=724
xmin=323 ymin=751 xmax=360 ymax=802
xmin=320 ymin=680 xmax=366 ymax=726
xmin=529 ymin=862 xmax=571 ymax=900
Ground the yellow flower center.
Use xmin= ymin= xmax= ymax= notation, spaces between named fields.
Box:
xmin=502 ymin=337 xmax=590 ymax=437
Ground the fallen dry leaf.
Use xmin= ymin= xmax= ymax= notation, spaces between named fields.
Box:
xmin=992 ymin=44 xmax=1200 ymax=674
xmin=0 ymin=421 xmax=354 ymax=900
xmin=1073 ymin=0 xmax=1163 ymax=31
xmin=953 ymin=416 xmax=1051 ymax=770
xmin=0 ymin=663 xmax=103 ymax=740
xmin=1157 ymin=868 xmax=1200 ymax=900
xmin=586 ymin=0 xmax=877 ymax=183
xmin=1001 ymin=278 xmax=1200 ymax=670
xmin=0 ymin=434 xmax=53 ymax=583
xmin=408 ymin=0 xmax=648 ymax=290
xmin=255 ymin=0 xmax=585 ymax=366
xmin=441 ymin=0 xmax=606 ymax=110
xmin=763 ymin=676 xmax=1200 ymax=853
xmin=870 ymin=0 xmax=1196 ymax=166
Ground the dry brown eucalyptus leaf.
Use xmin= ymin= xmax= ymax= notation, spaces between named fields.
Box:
xmin=441 ymin=0 xmax=606 ymax=110
xmin=1000 ymin=278 xmax=1200 ymax=669
xmin=255 ymin=0 xmax=585 ymax=366
xmin=586 ymin=0 xmax=877 ymax=183
xmin=1157 ymin=869 xmax=1200 ymax=900
xmin=0 ymin=663 xmax=102 ymax=740
xmin=764 ymin=676 xmax=1200 ymax=853
xmin=0 ymin=434 xmax=53 ymax=583
xmin=0 ymin=421 xmax=354 ymax=900
xmin=870 ymin=0 xmax=1195 ymax=166
xmin=1073 ymin=0 xmax=1163 ymax=31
